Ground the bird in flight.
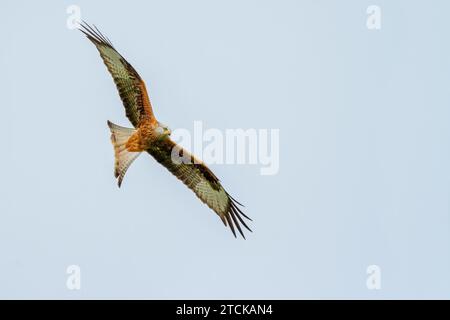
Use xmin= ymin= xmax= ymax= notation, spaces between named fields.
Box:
xmin=79 ymin=22 xmax=251 ymax=238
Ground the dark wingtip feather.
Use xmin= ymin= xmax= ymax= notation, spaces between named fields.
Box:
xmin=230 ymin=202 xmax=252 ymax=232
xmin=226 ymin=192 xmax=245 ymax=207
xmin=79 ymin=20 xmax=114 ymax=48
xmin=224 ymin=214 xmax=237 ymax=238
xmin=230 ymin=197 xmax=252 ymax=221
xmin=222 ymin=195 xmax=252 ymax=239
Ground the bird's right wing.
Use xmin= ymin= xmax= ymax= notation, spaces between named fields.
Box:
xmin=79 ymin=22 xmax=156 ymax=128
xmin=147 ymin=138 xmax=252 ymax=238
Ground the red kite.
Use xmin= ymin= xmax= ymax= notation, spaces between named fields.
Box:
xmin=79 ymin=22 xmax=251 ymax=238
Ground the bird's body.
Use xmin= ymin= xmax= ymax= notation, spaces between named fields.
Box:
xmin=79 ymin=22 xmax=251 ymax=238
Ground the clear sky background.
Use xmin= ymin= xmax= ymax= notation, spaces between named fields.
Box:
xmin=1 ymin=0 xmax=450 ymax=299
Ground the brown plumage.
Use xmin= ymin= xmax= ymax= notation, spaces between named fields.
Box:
xmin=79 ymin=22 xmax=252 ymax=238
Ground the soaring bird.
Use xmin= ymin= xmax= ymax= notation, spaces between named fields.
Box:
xmin=79 ymin=22 xmax=251 ymax=238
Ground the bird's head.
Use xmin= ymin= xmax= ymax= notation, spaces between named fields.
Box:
xmin=155 ymin=122 xmax=171 ymax=139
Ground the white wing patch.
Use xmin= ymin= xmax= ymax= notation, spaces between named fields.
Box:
xmin=194 ymin=180 xmax=229 ymax=216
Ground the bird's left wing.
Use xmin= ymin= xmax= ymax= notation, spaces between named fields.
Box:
xmin=79 ymin=22 xmax=156 ymax=128
xmin=147 ymin=138 xmax=252 ymax=238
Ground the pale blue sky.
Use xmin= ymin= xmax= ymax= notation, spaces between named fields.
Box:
xmin=1 ymin=0 xmax=450 ymax=299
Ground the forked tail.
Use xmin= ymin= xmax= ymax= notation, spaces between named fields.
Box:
xmin=107 ymin=120 xmax=141 ymax=187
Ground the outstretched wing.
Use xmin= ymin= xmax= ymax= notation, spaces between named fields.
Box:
xmin=79 ymin=22 xmax=156 ymax=128
xmin=147 ymin=138 xmax=252 ymax=238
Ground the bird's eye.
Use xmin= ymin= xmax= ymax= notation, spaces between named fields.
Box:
xmin=156 ymin=127 xmax=164 ymax=135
